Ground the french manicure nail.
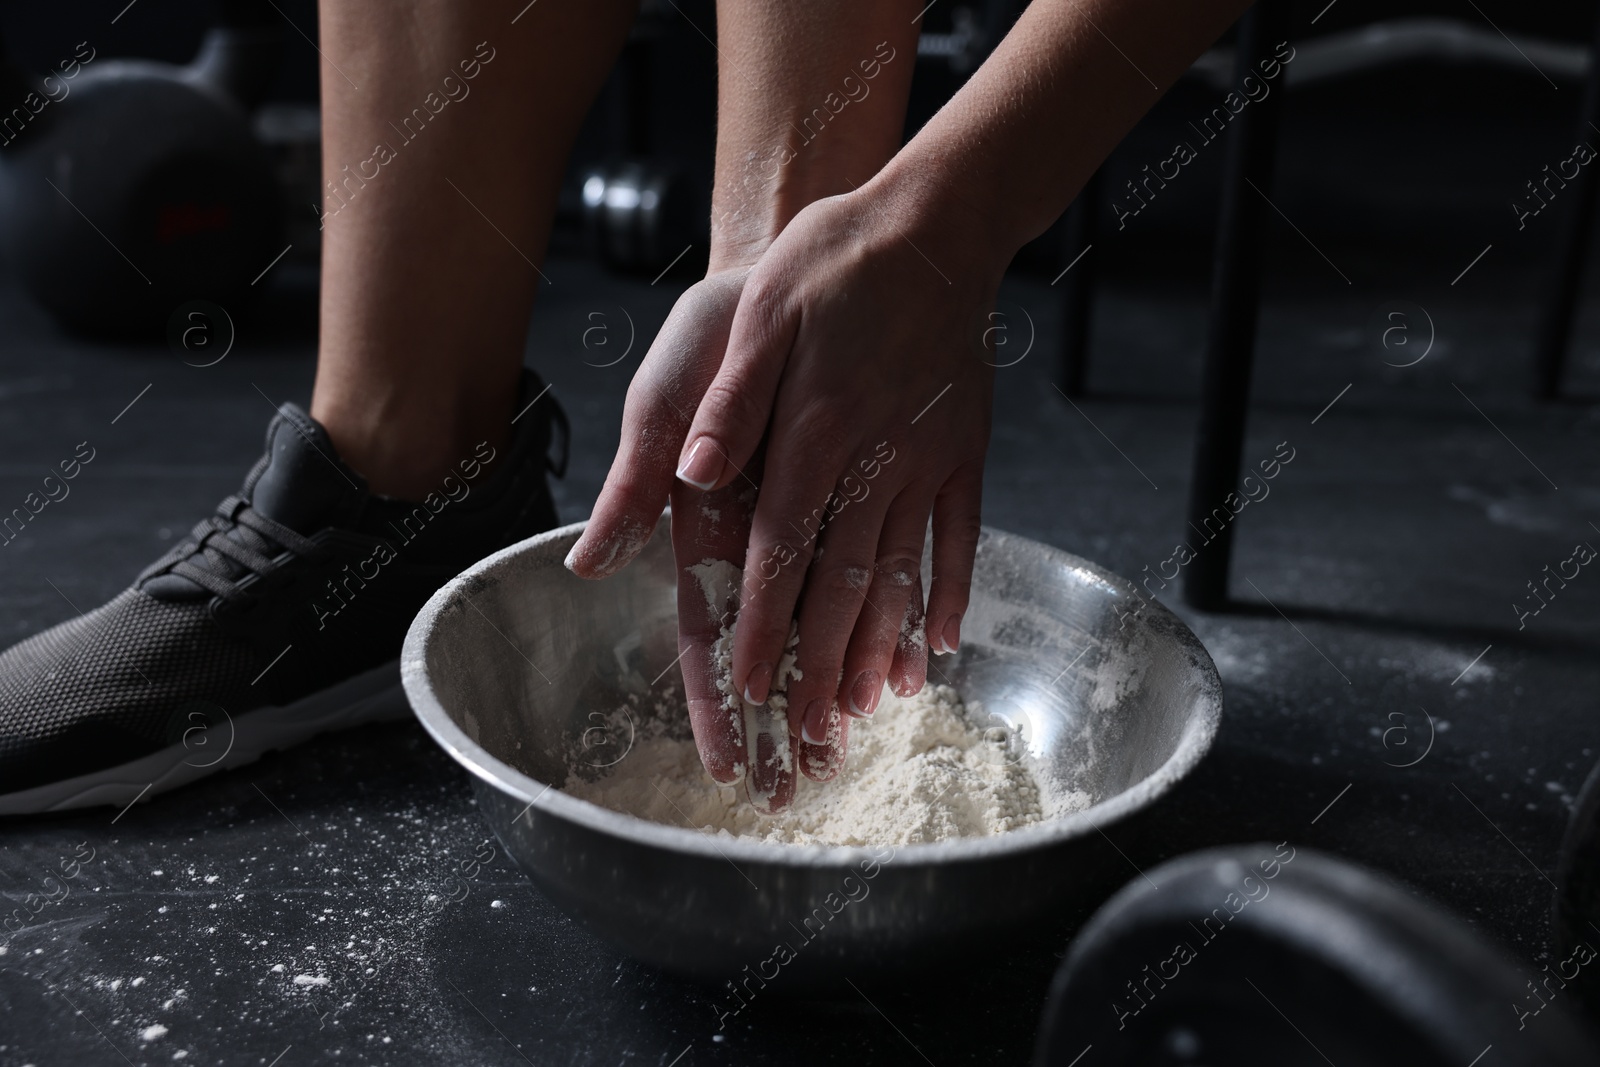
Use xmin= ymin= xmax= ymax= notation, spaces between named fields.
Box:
xmin=743 ymin=661 xmax=774 ymax=706
xmin=848 ymin=670 xmax=881 ymax=717
xmin=940 ymin=613 xmax=962 ymax=656
xmin=676 ymin=437 xmax=724 ymax=490
xmin=801 ymin=701 xmax=845 ymax=783
xmin=801 ymin=699 xmax=829 ymax=745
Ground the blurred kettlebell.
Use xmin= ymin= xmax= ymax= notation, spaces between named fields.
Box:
xmin=0 ymin=1 xmax=285 ymax=335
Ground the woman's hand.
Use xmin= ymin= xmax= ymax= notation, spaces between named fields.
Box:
xmin=669 ymin=178 xmax=1002 ymax=794
xmin=565 ymin=269 xmax=761 ymax=787
xmin=678 ymin=181 xmax=998 ymax=767
xmin=569 ymin=171 xmax=1007 ymax=811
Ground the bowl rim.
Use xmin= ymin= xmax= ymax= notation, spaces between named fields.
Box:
xmin=401 ymin=518 xmax=1222 ymax=869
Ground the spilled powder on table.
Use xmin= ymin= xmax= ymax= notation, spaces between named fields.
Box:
xmin=565 ymin=682 xmax=1084 ymax=846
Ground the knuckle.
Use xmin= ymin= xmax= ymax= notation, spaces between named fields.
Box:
xmin=700 ymin=377 xmax=766 ymax=438
xmin=745 ymin=536 xmax=814 ymax=587
xmin=622 ymin=382 xmax=687 ymax=441
xmin=783 ymin=402 xmax=853 ymax=460
xmin=941 ymin=511 xmax=983 ymax=553
xmin=810 ymin=563 xmax=873 ymax=617
xmin=745 ymin=274 xmax=789 ymax=331
xmin=875 ymin=555 xmax=922 ymax=589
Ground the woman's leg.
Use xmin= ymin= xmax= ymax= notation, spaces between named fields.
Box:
xmin=310 ymin=0 xmax=638 ymax=499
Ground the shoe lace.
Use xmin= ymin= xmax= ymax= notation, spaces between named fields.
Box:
xmin=142 ymin=494 xmax=325 ymax=604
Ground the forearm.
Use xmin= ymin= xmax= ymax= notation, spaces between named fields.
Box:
xmin=707 ymin=0 xmax=921 ymax=271
xmin=874 ymin=0 xmax=1256 ymax=266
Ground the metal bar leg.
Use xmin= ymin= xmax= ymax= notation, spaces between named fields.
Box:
xmin=1183 ymin=0 xmax=1288 ymax=611
xmin=1058 ymin=168 xmax=1102 ymax=397
xmin=1533 ymin=0 xmax=1600 ymax=400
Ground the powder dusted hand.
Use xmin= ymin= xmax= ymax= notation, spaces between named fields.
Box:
xmin=669 ymin=183 xmax=994 ymax=770
xmin=566 ymin=0 xmax=1259 ymax=812
xmin=568 ymin=177 xmax=1000 ymax=811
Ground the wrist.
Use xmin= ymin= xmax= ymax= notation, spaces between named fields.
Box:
xmin=709 ymin=132 xmax=911 ymax=274
xmin=866 ymin=144 xmax=1017 ymax=285
xmin=706 ymin=166 xmax=852 ymax=274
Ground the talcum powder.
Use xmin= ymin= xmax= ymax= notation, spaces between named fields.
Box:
xmin=565 ymin=681 xmax=1087 ymax=846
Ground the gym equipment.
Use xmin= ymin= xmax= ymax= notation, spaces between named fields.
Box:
xmin=1182 ymin=0 xmax=1287 ymax=612
xmin=580 ymin=162 xmax=697 ymax=275
xmin=1555 ymin=754 xmax=1600 ymax=1019
xmin=1534 ymin=2 xmax=1600 ymax=400
xmin=1037 ymin=844 xmax=1600 ymax=1066
xmin=0 ymin=2 xmax=285 ymax=335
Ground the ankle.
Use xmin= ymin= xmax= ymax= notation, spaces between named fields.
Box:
xmin=311 ymin=391 xmax=513 ymax=502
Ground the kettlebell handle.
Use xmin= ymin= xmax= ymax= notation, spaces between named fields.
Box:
xmin=184 ymin=0 xmax=286 ymax=110
xmin=0 ymin=1 xmax=284 ymax=114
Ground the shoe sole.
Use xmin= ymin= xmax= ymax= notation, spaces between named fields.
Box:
xmin=0 ymin=659 xmax=411 ymax=816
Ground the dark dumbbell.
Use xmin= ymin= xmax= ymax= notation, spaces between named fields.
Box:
xmin=580 ymin=161 xmax=697 ymax=275
xmin=1555 ymin=755 xmax=1600 ymax=1020
xmin=0 ymin=2 xmax=285 ymax=335
xmin=1036 ymin=844 xmax=1599 ymax=1066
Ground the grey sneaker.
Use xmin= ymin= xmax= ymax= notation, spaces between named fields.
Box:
xmin=0 ymin=369 xmax=567 ymax=814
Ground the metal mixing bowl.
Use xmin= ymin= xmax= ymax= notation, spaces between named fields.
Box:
xmin=401 ymin=514 xmax=1221 ymax=983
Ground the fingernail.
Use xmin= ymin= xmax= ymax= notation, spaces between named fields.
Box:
xmin=562 ymin=542 xmax=581 ymax=572
xmin=937 ymin=613 xmax=962 ymax=656
xmin=800 ymin=701 xmax=845 ymax=783
xmin=676 ymin=437 xmax=724 ymax=490
xmin=848 ymin=670 xmax=881 ymax=717
xmin=801 ymin=699 xmax=829 ymax=745
xmin=743 ymin=661 xmax=774 ymax=706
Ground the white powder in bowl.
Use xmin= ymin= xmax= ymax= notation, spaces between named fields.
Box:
xmin=565 ymin=682 xmax=1084 ymax=846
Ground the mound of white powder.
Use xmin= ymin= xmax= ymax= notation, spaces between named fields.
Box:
xmin=565 ymin=682 xmax=1083 ymax=846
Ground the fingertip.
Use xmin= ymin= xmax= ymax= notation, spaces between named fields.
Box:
xmin=941 ymin=613 xmax=962 ymax=654
xmin=569 ymin=514 xmax=654 ymax=579
xmin=744 ymin=703 xmax=795 ymax=813
xmin=676 ymin=436 xmax=726 ymax=491
xmin=689 ymin=694 xmax=747 ymax=784
xmin=742 ymin=661 xmax=774 ymax=707
xmin=800 ymin=699 xmax=828 ymax=745
xmin=704 ymin=753 xmax=746 ymax=785
xmin=846 ymin=670 xmax=882 ymax=718
xmin=799 ymin=701 xmax=847 ymax=783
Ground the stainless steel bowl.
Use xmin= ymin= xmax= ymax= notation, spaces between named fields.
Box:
xmin=401 ymin=513 xmax=1221 ymax=983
